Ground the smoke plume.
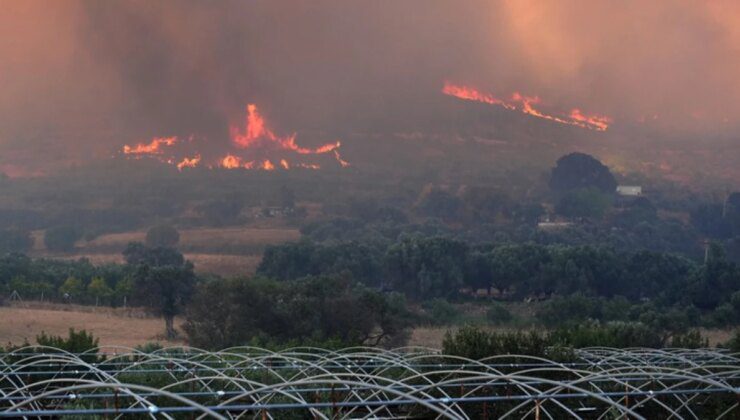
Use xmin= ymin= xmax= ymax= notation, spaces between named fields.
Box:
xmin=0 ymin=1 xmax=738 ymax=174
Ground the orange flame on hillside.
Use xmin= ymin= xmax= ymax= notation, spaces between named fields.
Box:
xmin=220 ymin=154 xmax=242 ymax=169
xmin=123 ymin=137 xmax=178 ymax=155
xmin=442 ymin=82 xmax=515 ymax=110
xmin=230 ymin=104 xmax=341 ymax=154
xmin=121 ymin=103 xmax=349 ymax=171
xmin=442 ymin=82 xmax=611 ymax=131
xmin=333 ymin=150 xmax=350 ymax=167
xmin=176 ymin=155 xmax=201 ymax=171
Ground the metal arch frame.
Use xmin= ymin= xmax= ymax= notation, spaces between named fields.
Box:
xmin=1 ymin=345 xmax=738 ymax=419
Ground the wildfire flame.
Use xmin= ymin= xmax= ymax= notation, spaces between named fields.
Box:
xmin=262 ymin=160 xmax=275 ymax=171
xmin=442 ymin=82 xmax=515 ymax=110
xmin=333 ymin=150 xmax=350 ymax=168
xmin=176 ymin=155 xmax=201 ymax=171
xmin=123 ymin=137 xmax=178 ymax=155
xmin=442 ymin=82 xmax=611 ymax=131
xmin=220 ymin=154 xmax=242 ymax=169
xmin=230 ymin=104 xmax=341 ymax=154
xmin=122 ymin=103 xmax=349 ymax=171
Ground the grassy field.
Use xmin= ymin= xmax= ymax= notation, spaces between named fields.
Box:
xmin=0 ymin=303 xmax=184 ymax=349
xmin=30 ymin=226 xmax=300 ymax=277
xmin=2 ymin=303 xmax=734 ymax=350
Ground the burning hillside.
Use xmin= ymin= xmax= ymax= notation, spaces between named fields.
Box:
xmin=122 ymin=104 xmax=349 ymax=171
xmin=443 ymin=82 xmax=611 ymax=131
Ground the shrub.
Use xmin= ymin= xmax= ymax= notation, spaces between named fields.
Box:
xmin=36 ymin=329 xmax=102 ymax=363
xmin=722 ymin=329 xmax=740 ymax=352
xmin=145 ymin=224 xmax=180 ymax=248
xmin=442 ymin=322 xmax=699 ymax=359
xmin=0 ymin=228 xmax=33 ymax=254
xmin=44 ymin=226 xmax=82 ymax=252
xmin=422 ymin=298 xmax=460 ymax=325
xmin=550 ymin=321 xmax=663 ymax=348
xmin=485 ymin=303 xmax=512 ymax=325
xmin=670 ymin=330 xmax=708 ymax=349
xmin=536 ymin=294 xmax=603 ymax=327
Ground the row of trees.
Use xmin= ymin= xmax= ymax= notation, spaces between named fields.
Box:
xmin=259 ymin=238 xmax=740 ymax=311
xmin=184 ymin=276 xmax=410 ymax=349
xmin=0 ymin=254 xmax=132 ymax=304
xmin=0 ymin=223 xmax=179 ymax=255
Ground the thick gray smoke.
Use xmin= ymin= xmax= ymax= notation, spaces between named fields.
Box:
xmin=0 ymin=1 xmax=738 ymax=174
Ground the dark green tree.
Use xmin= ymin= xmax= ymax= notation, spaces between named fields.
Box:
xmin=44 ymin=226 xmax=82 ymax=252
xmin=691 ymin=203 xmax=732 ymax=239
xmin=556 ymin=188 xmax=612 ymax=219
xmin=145 ymin=224 xmax=180 ymax=248
xmin=385 ymin=236 xmax=469 ymax=299
xmin=126 ymin=244 xmax=195 ymax=339
xmin=0 ymin=228 xmax=33 ymax=254
xmin=548 ymin=152 xmax=617 ymax=193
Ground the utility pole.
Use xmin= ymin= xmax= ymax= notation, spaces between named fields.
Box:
xmin=703 ymin=239 xmax=710 ymax=264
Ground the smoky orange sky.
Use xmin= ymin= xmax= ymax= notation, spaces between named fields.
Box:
xmin=1 ymin=0 xmax=739 ymax=174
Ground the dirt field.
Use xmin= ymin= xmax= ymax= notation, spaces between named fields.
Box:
xmin=0 ymin=303 xmax=184 ymax=349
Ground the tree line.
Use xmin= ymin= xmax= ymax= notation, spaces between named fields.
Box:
xmin=259 ymin=237 xmax=740 ymax=314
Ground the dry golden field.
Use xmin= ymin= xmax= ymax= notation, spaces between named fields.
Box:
xmin=52 ymin=253 xmax=262 ymax=278
xmin=29 ymin=226 xmax=300 ymax=277
xmin=79 ymin=227 xmax=300 ymax=253
xmin=1 ymin=303 xmax=734 ymax=350
xmin=0 ymin=303 xmax=184 ymax=349
xmin=408 ymin=326 xmax=736 ymax=349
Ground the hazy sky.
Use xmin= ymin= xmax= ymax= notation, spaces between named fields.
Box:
xmin=1 ymin=1 xmax=738 ymax=173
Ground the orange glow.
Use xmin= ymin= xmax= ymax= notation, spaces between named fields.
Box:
xmin=569 ymin=109 xmax=611 ymax=131
xmin=262 ymin=160 xmax=275 ymax=170
xmin=220 ymin=154 xmax=242 ymax=169
xmin=442 ymin=82 xmax=515 ymax=109
xmin=512 ymin=92 xmax=576 ymax=126
xmin=333 ymin=150 xmax=350 ymax=167
xmin=297 ymin=163 xmax=321 ymax=170
xmin=230 ymin=104 xmax=341 ymax=154
xmin=176 ymin=154 xmax=201 ymax=170
xmin=443 ymin=82 xmax=611 ymax=131
xmin=122 ymin=102 xmax=350 ymax=170
xmin=123 ymin=136 xmax=177 ymax=155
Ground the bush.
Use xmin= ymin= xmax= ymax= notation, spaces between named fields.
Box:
xmin=44 ymin=226 xmax=82 ymax=252
xmin=722 ymin=329 xmax=740 ymax=352
xmin=442 ymin=322 xmax=700 ymax=359
xmin=536 ymin=294 xmax=604 ymax=326
xmin=485 ymin=303 xmax=512 ymax=325
xmin=555 ymin=188 xmax=612 ymax=219
xmin=422 ymin=298 xmax=460 ymax=325
xmin=549 ymin=321 xmax=663 ymax=348
xmin=442 ymin=326 xmax=554 ymax=359
xmin=670 ymin=330 xmax=708 ymax=349
xmin=0 ymin=228 xmax=33 ymax=254
xmin=145 ymin=224 xmax=180 ymax=248
xmin=36 ymin=329 xmax=102 ymax=363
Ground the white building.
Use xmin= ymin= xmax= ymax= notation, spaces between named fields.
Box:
xmin=616 ymin=185 xmax=642 ymax=196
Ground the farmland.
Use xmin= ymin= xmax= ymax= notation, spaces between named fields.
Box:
xmin=0 ymin=302 xmax=183 ymax=348
xmin=29 ymin=226 xmax=300 ymax=277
